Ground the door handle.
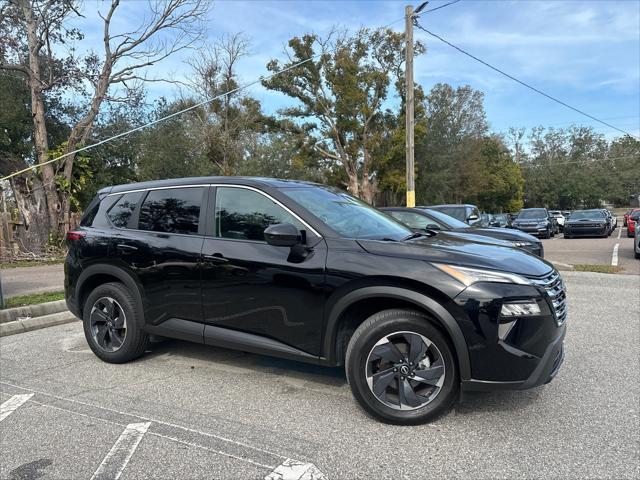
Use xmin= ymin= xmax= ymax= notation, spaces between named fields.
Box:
xmin=116 ymin=244 xmax=138 ymax=251
xmin=203 ymin=253 xmax=228 ymax=264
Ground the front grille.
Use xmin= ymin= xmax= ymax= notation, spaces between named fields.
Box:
xmin=528 ymin=270 xmax=567 ymax=326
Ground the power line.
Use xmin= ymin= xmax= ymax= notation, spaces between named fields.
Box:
xmin=420 ymin=0 xmax=462 ymax=15
xmin=1 ymin=14 xmax=408 ymax=183
xmin=413 ymin=21 xmax=640 ymax=140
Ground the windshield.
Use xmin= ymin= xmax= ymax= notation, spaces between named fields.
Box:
xmin=518 ymin=209 xmax=547 ymax=220
xmin=570 ymin=210 xmax=604 ymax=220
xmin=281 ymin=186 xmax=411 ymax=240
xmin=421 ymin=209 xmax=470 ymax=228
xmin=493 ymin=214 xmax=508 ymax=222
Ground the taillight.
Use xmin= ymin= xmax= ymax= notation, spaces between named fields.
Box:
xmin=66 ymin=230 xmax=86 ymax=241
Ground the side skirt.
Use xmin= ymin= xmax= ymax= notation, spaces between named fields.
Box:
xmin=145 ymin=318 xmax=331 ymax=366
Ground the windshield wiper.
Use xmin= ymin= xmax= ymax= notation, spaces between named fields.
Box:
xmin=401 ymin=231 xmax=432 ymax=241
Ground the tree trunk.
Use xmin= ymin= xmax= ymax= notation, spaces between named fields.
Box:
xmin=10 ymin=175 xmax=52 ymax=253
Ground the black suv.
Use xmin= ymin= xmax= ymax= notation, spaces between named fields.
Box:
xmin=512 ymin=208 xmax=555 ymax=238
xmin=66 ymin=177 xmax=566 ymax=424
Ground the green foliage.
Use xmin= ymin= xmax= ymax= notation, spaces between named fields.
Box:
xmin=517 ymin=127 xmax=639 ymax=208
xmin=51 ymin=142 xmax=92 ymax=212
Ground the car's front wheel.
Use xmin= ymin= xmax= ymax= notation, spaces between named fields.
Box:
xmin=83 ymin=282 xmax=148 ymax=364
xmin=345 ymin=309 xmax=459 ymax=425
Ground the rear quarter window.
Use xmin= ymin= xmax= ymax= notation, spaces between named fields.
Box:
xmin=107 ymin=192 xmax=144 ymax=228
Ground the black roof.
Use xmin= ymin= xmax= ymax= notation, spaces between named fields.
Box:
xmin=100 ymin=176 xmax=321 ymax=195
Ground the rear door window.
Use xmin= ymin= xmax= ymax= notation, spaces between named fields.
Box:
xmin=107 ymin=192 xmax=143 ymax=228
xmin=138 ymin=187 xmax=204 ymax=235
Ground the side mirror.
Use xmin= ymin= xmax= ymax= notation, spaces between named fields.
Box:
xmin=425 ymin=224 xmax=441 ymax=230
xmin=467 ymin=214 xmax=479 ymax=221
xmin=264 ymin=223 xmax=301 ymax=247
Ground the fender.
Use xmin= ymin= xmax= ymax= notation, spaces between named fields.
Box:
xmin=76 ymin=264 xmax=146 ymax=325
xmin=323 ymin=286 xmax=471 ymax=381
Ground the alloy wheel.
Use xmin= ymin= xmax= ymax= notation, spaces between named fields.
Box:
xmin=365 ymin=331 xmax=445 ymax=411
xmin=89 ymin=297 xmax=127 ymax=352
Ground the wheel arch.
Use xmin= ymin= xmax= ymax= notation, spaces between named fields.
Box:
xmin=76 ymin=264 xmax=145 ymax=324
xmin=324 ymin=286 xmax=471 ymax=381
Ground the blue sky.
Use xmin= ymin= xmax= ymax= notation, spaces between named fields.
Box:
xmin=74 ymin=0 xmax=640 ymax=140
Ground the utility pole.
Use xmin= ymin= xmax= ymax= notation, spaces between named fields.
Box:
xmin=405 ymin=5 xmax=415 ymax=207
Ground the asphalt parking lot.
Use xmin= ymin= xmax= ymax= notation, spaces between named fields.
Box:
xmin=1 ymin=271 xmax=638 ymax=479
xmin=541 ymin=224 xmax=639 ymax=275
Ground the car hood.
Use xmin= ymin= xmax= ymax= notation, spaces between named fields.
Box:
xmin=434 ymin=230 xmax=514 ymax=247
xmin=566 ymin=218 xmax=606 ymax=224
xmin=513 ymin=218 xmax=547 ymax=223
xmin=455 ymin=227 xmax=541 ymax=243
xmin=357 ymin=234 xmax=553 ymax=277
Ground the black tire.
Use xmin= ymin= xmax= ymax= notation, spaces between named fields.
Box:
xmin=634 ymin=249 xmax=640 ymax=259
xmin=543 ymin=228 xmax=551 ymax=239
xmin=564 ymin=233 xmax=572 ymax=239
xmin=82 ymin=282 xmax=148 ymax=364
xmin=345 ymin=309 xmax=459 ymax=425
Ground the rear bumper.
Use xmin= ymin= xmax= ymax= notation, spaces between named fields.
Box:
xmin=462 ymin=327 xmax=566 ymax=392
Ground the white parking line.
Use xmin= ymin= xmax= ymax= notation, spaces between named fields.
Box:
xmin=91 ymin=422 xmax=151 ymax=480
xmin=0 ymin=394 xmax=33 ymax=422
xmin=617 ymin=228 xmax=622 ymax=239
xmin=266 ymin=459 xmax=326 ymax=480
xmin=612 ymin=243 xmax=620 ymax=266
xmin=0 ymin=380 xmax=288 ymax=460
xmin=26 ymin=398 xmax=277 ymax=471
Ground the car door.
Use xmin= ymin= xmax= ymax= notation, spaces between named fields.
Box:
xmin=201 ymin=185 xmax=327 ymax=356
xmin=108 ymin=186 xmax=207 ymax=326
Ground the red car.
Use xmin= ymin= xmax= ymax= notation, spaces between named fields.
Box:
xmin=628 ymin=210 xmax=640 ymax=238
xmin=624 ymin=209 xmax=639 ymax=227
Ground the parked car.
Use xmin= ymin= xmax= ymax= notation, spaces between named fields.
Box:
xmin=627 ymin=210 xmax=640 ymax=238
xmin=634 ymin=218 xmax=640 ymax=259
xmin=381 ymin=207 xmax=544 ymax=257
xmin=489 ymin=213 xmax=509 ymax=228
xmin=66 ymin=177 xmax=566 ymax=425
xmin=623 ymin=209 xmax=634 ymax=227
xmin=562 ymin=211 xmax=571 ymax=218
xmin=564 ymin=209 xmax=609 ymax=238
xmin=601 ymin=209 xmax=614 ymax=235
xmin=548 ymin=211 xmax=565 ymax=232
xmin=512 ymin=208 xmax=555 ymax=239
xmin=426 ymin=204 xmax=482 ymax=226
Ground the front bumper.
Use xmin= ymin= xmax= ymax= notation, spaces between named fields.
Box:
xmin=514 ymin=225 xmax=547 ymax=236
xmin=565 ymin=225 xmax=607 ymax=236
xmin=462 ymin=328 xmax=565 ymax=391
xmin=452 ymin=274 xmax=567 ymax=390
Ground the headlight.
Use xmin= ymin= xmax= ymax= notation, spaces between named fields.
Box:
xmin=512 ymin=241 xmax=532 ymax=247
xmin=537 ymin=221 xmax=548 ymax=227
xmin=434 ymin=264 xmax=531 ymax=287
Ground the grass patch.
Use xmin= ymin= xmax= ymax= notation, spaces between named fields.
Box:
xmin=4 ymin=291 xmax=65 ymax=309
xmin=0 ymin=258 xmax=64 ymax=269
xmin=572 ymin=264 xmax=623 ymax=274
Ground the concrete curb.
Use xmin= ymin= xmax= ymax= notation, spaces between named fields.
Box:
xmin=0 ymin=311 xmax=77 ymax=337
xmin=0 ymin=300 xmax=68 ymax=324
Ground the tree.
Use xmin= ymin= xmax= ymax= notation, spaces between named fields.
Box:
xmin=414 ymin=83 xmax=489 ymax=204
xmin=187 ymin=34 xmax=268 ymax=176
xmin=263 ymin=28 xmax=422 ymax=203
xmin=0 ymin=0 xmax=209 ymax=251
xmin=136 ymin=99 xmax=211 ymax=181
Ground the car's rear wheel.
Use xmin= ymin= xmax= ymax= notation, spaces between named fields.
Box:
xmin=83 ymin=282 xmax=148 ymax=363
xmin=345 ymin=309 xmax=458 ymax=425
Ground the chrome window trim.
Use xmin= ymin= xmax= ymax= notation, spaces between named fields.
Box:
xmin=107 ymin=183 xmax=322 ymax=238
